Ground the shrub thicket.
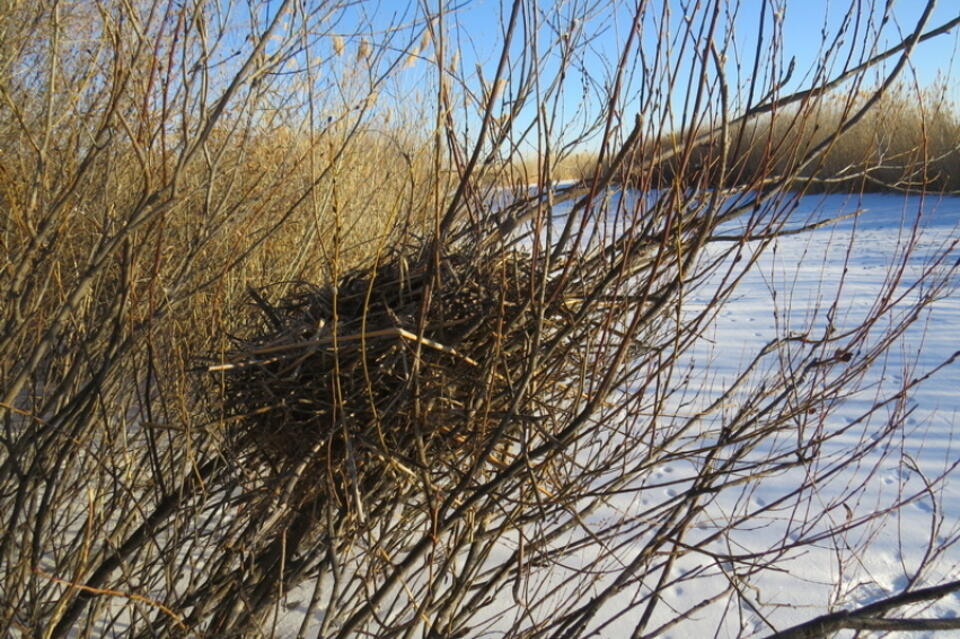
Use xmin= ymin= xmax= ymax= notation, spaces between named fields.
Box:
xmin=2 ymin=2 xmax=960 ymax=637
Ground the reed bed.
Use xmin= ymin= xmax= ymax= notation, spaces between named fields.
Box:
xmin=600 ymin=84 xmax=960 ymax=194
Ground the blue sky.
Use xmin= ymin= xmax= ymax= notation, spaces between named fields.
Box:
xmin=776 ymin=1 xmax=958 ymax=87
xmin=394 ymin=1 xmax=960 ymax=150
xmin=437 ymin=1 xmax=959 ymax=83
xmin=255 ymin=1 xmax=958 ymax=149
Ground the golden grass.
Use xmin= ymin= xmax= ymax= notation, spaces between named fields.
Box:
xmin=612 ymin=84 xmax=960 ymax=193
xmin=0 ymin=120 xmax=442 ymax=360
xmin=732 ymin=85 xmax=960 ymax=193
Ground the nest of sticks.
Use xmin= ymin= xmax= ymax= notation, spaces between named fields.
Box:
xmin=209 ymin=242 xmax=584 ymax=517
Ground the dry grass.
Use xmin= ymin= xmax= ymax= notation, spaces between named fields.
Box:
xmin=614 ymin=84 xmax=960 ymax=193
xmin=0 ymin=120 xmax=439 ymax=353
xmin=504 ymin=88 xmax=960 ymax=194
xmin=508 ymin=150 xmax=601 ymax=184
xmin=0 ymin=5 xmax=448 ymax=630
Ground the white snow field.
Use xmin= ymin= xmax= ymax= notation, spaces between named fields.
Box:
xmin=647 ymin=192 xmax=960 ymax=637
xmin=275 ymin=191 xmax=959 ymax=638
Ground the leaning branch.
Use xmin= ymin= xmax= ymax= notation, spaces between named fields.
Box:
xmin=763 ymin=580 xmax=960 ymax=639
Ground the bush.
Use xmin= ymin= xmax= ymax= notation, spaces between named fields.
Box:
xmin=2 ymin=1 xmax=959 ymax=637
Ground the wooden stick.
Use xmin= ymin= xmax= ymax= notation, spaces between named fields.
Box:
xmin=208 ymin=327 xmax=478 ymax=372
xmin=35 ymin=568 xmax=191 ymax=633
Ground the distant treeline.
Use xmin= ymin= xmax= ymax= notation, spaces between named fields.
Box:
xmin=550 ymin=86 xmax=960 ymax=195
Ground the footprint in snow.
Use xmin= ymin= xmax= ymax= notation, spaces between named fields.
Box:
xmin=912 ymin=498 xmax=934 ymax=513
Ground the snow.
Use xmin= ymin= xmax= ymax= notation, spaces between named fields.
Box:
xmin=651 ymin=192 xmax=960 ymax=637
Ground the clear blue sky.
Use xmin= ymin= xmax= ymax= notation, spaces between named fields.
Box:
xmin=776 ymin=1 xmax=959 ymax=87
xmin=408 ymin=1 xmax=960 ymax=149
xmin=436 ymin=1 xmax=959 ymax=83
xmin=279 ymin=1 xmax=959 ymax=148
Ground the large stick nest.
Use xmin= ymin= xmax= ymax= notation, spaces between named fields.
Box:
xmin=209 ymin=242 xmax=590 ymax=516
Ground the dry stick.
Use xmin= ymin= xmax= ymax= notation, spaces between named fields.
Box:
xmin=762 ymin=579 xmax=960 ymax=639
xmin=707 ymin=209 xmax=865 ymax=242
xmin=35 ymin=569 xmax=192 ymax=634
xmin=238 ymin=7 xmax=944 ymax=636
xmin=207 ymin=327 xmax=479 ymax=371
xmin=436 ymin=0 xmax=524 ymax=237
xmin=334 ymin=287 xmax=658 ymax=637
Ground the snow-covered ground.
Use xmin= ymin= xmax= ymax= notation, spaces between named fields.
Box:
xmin=653 ymin=192 xmax=960 ymax=637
